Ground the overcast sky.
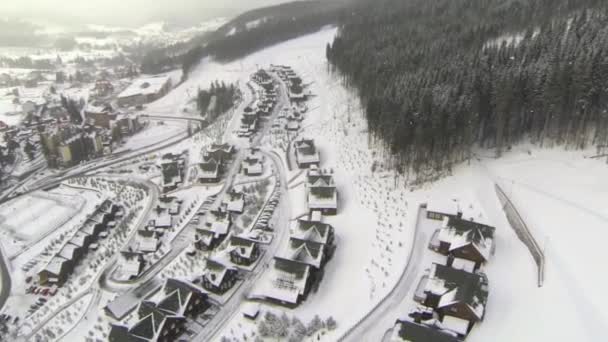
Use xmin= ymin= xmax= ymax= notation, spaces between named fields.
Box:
xmin=0 ymin=0 xmax=292 ymax=27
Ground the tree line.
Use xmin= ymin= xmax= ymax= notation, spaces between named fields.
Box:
xmin=179 ymin=0 xmax=351 ymax=76
xmin=197 ymin=81 xmax=238 ymax=121
xmin=326 ymin=0 xmax=608 ymax=174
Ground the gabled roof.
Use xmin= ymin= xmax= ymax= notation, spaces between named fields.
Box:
xmin=200 ymin=208 xmax=231 ymax=235
xmin=429 ymin=263 xmax=488 ymax=321
xmin=285 ymin=238 xmax=325 ymax=268
xmin=42 ymin=256 xmax=70 ymax=275
xmin=229 ymin=236 xmax=257 ymax=259
xmin=203 ymin=259 xmax=236 ymax=287
xmin=70 ymin=230 xmax=90 ymax=247
xmin=164 ymin=278 xmax=206 ymax=300
xmin=273 ymin=256 xmax=310 ymax=280
xmin=129 ymin=313 xmax=156 ymax=340
xmin=157 ymin=289 xmax=183 ymax=315
xmin=58 ymin=243 xmax=80 ymax=261
xmin=293 ymin=220 xmax=332 ymax=244
xmin=440 ymin=217 xmax=495 ymax=261
xmin=208 ymin=143 xmax=234 ymax=153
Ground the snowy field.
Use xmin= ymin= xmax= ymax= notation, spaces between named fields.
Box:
xmin=0 ymin=192 xmax=78 ymax=240
xmin=470 ymin=147 xmax=608 ymax=342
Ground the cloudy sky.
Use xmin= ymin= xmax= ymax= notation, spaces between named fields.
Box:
xmin=0 ymin=0 xmax=291 ymax=27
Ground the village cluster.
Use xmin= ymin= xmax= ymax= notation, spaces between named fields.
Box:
xmin=0 ymin=57 xmax=178 ymax=189
xmin=0 ymin=27 xmax=502 ymax=342
xmin=96 ymin=65 xmax=318 ymax=341
xmin=390 ymin=202 xmax=496 ymax=342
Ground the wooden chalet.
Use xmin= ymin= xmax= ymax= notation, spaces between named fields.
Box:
xmin=201 ymin=259 xmax=238 ymax=294
xmin=228 ymin=236 xmax=261 ymax=266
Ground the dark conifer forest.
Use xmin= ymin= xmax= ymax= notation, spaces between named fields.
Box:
xmin=196 ymin=81 xmax=238 ymax=121
xmin=327 ymin=0 xmax=608 ymax=173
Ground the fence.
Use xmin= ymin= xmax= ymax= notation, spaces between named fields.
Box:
xmin=495 ymin=183 xmax=545 ymax=287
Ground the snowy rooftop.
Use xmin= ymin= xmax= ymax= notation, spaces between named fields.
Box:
xmin=438 ymin=217 xmax=495 ymax=262
xmin=428 ymin=263 xmax=488 ymax=321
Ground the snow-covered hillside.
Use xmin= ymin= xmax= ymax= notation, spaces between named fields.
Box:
xmin=176 ymin=27 xmax=608 ymax=342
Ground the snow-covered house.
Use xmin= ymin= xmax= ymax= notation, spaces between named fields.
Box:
xmin=415 ymin=263 xmax=489 ymax=337
xmin=241 ymin=149 xmax=264 ymax=176
xmin=38 ymin=256 xmax=71 ymax=286
xmin=137 ymin=235 xmax=160 ymax=253
xmin=197 ymin=155 xmax=221 ymax=183
xmin=69 ymin=231 xmax=94 ymax=250
xmin=120 ymin=251 xmax=145 ymax=280
xmin=294 ymin=138 xmax=320 ymax=168
xmin=201 ymin=259 xmax=238 ymax=294
xmin=206 ymin=143 xmax=234 ymax=163
xmin=430 ymin=217 xmax=496 ymax=270
xmin=281 ymin=238 xmax=326 ymax=269
xmin=292 ymin=219 xmax=335 ymax=246
xmin=58 ymin=243 xmax=83 ymax=263
xmin=228 ymin=236 xmax=260 ymax=266
xmin=116 ymin=75 xmax=172 ymax=107
xmin=264 ymin=257 xmax=312 ymax=307
xmin=161 ymin=278 xmax=211 ymax=317
xmin=222 ymin=189 xmax=245 ymax=214
xmin=195 ymin=208 xmax=232 ymax=250
xmin=109 ymin=304 xmax=186 ymax=342
xmin=390 ymin=320 xmax=459 ymax=342
xmin=306 ymin=168 xmax=338 ymax=215
xmin=160 ymin=152 xmax=186 ymax=192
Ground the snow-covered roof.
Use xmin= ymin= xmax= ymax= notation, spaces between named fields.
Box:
xmin=223 ymin=192 xmax=245 ymax=213
xmin=281 ymin=238 xmax=325 ymax=269
xmin=58 ymin=243 xmax=80 ymax=261
xmin=199 ymin=209 xmax=231 ymax=236
xmin=308 ymin=188 xmax=338 ymax=210
xmin=122 ymin=258 xmax=143 ymax=279
xmin=438 ymin=217 xmax=495 ymax=262
xmin=241 ymin=302 xmax=260 ymax=318
xmin=426 ymin=199 xmax=459 ymax=216
xmin=292 ymin=220 xmax=333 ymax=245
xmin=42 ymin=256 xmax=69 ymax=275
xmin=427 ymin=263 xmax=488 ymax=321
xmin=261 ymin=257 xmax=311 ymax=304
xmin=138 ymin=236 xmax=159 ymax=253
xmin=242 ymin=160 xmax=263 ymax=175
xmin=229 ymin=236 xmax=257 ymax=259
xmin=118 ymin=75 xmax=170 ymax=99
xmin=153 ymin=213 xmax=172 ymax=228
xmin=451 ymin=258 xmax=476 ymax=273
xmin=203 ymin=259 xmax=235 ymax=288
xmin=70 ymin=231 xmax=90 ymax=247
xmin=440 ymin=315 xmax=470 ymax=336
